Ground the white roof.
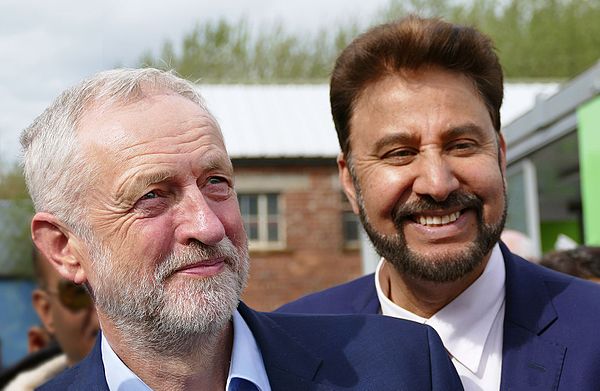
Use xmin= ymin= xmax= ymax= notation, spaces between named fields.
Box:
xmin=199 ymin=83 xmax=559 ymax=159
xmin=501 ymin=83 xmax=560 ymax=128
xmin=201 ymin=85 xmax=337 ymax=159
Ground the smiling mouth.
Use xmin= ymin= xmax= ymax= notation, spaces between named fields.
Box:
xmin=412 ymin=211 xmax=461 ymax=227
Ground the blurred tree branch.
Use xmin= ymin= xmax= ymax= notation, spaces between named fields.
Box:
xmin=0 ymin=161 xmax=34 ymax=278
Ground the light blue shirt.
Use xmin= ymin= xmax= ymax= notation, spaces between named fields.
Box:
xmin=101 ymin=310 xmax=271 ymax=391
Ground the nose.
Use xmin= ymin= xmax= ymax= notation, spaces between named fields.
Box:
xmin=175 ymin=188 xmax=226 ymax=246
xmin=412 ymin=154 xmax=460 ymax=202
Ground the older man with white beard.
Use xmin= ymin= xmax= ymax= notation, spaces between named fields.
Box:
xmin=22 ymin=68 xmax=462 ymax=391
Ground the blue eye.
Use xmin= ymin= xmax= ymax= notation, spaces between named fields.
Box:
xmin=207 ymin=176 xmax=226 ymax=185
xmin=140 ymin=191 xmax=158 ymax=200
xmin=203 ymin=176 xmax=231 ymax=199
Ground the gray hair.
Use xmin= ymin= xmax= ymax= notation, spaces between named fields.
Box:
xmin=21 ymin=68 xmax=210 ymax=235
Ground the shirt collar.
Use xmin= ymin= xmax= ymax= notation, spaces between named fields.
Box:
xmin=101 ymin=309 xmax=271 ymax=391
xmin=375 ymin=243 xmax=506 ymax=373
xmin=226 ymin=309 xmax=271 ymax=391
xmin=101 ymin=334 xmax=151 ymax=391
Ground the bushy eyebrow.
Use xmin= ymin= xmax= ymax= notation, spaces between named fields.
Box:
xmin=116 ymin=154 xmax=232 ymax=203
xmin=443 ymin=124 xmax=488 ymax=140
xmin=373 ymin=132 xmax=415 ymax=152
xmin=204 ymin=157 xmax=225 ymax=172
xmin=117 ymin=170 xmax=174 ymax=203
xmin=373 ymin=123 xmax=488 ymax=151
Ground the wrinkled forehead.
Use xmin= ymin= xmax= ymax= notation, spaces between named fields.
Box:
xmin=76 ymin=92 xmax=225 ymax=152
xmin=73 ymin=93 xmax=230 ymax=195
xmin=78 ymin=82 xmax=211 ymax=123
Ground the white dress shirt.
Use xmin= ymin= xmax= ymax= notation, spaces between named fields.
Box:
xmin=375 ymin=244 xmax=506 ymax=391
xmin=101 ymin=309 xmax=271 ymax=391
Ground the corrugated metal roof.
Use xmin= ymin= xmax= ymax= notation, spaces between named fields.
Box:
xmin=199 ymin=83 xmax=559 ymax=159
xmin=201 ymin=85 xmax=337 ymax=159
xmin=501 ymin=83 xmax=560 ymax=131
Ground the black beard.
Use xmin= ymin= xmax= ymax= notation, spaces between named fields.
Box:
xmin=357 ymin=190 xmax=506 ymax=283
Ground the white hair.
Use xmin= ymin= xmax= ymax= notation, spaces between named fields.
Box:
xmin=21 ymin=68 xmax=211 ymax=234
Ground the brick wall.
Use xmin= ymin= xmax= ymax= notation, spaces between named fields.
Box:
xmin=234 ymin=161 xmax=362 ymax=311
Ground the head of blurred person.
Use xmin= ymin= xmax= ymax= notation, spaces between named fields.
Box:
xmin=31 ymin=249 xmax=99 ymax=366
xmin=501 ymin=229 xmax=538 ymax=262
xmin=540 ymin=246 xmax=600 ymax=283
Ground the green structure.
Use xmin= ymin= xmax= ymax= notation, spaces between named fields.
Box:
xmin=577 ymin=96 xmax=600 ymax=245
xmin=504 ymin=60 xmax=600 ymax=254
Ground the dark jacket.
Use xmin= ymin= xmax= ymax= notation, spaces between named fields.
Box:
xmin=38 ymin=302 xmax=462 ymax=390
xmin=279 ymin=243 xmax=600 ymax=390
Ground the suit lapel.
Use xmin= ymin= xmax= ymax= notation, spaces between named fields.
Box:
xmin=238 ymin=303 xmax=341 ymax=391
xmin=351 ymin=275 xmax=380 ymax=314
xmin=69 ymin=309 xmax=335 ymax=390
xmin=62 ymin=336 xmax=109 ymax=390
xmin=500 ymin=244 xmax=566 ymax=391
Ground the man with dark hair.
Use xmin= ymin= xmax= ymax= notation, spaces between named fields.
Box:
xmin=22 ymin=67 xmax=461 ymax=390
xmin=279 ymin=15 xmax=600 ymax=390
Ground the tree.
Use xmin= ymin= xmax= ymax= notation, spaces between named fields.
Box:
xmin=0 ymin=161 xmax=34 ymax=278
xmin=380 ymin=0 xmax=600 ymax=80
xmin=139 ymin=0 xmax=600 ymax=82
xmin=138 ymin=18 xmax=357 ymax=83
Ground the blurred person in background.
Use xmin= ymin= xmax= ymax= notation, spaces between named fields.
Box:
xmin=500 ymin=229 xmax=538 ymax=262
xmin=540 ymin=246 xmax=600 ymax=283
xmin=0 ymin=249 xmax=98 ymax=390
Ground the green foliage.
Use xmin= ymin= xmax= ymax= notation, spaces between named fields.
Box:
xmin=380 ymin=0 xmax=600 ymax=79
xmin=0 ymin=161 xmax=34 ymax=278
xmin=139 ymin=0 xmax=600 ymax=82
xmin=0 ymin=163 xmax=29 ymax=199
xmin=139 ymin=18 xmax=358 ymax=83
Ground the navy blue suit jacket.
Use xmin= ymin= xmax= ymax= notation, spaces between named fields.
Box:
xmin=279 ymin=243 xmax=600 ymax=390
xmin=38 ymin=302 xmax=462 ymax=390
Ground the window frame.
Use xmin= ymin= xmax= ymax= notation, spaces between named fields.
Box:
xmin=238 ymin=192 xmax=285 ymax=250
xmin=340 ymin=192 xmax=361 ymax=249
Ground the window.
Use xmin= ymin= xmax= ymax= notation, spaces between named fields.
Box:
xmin=238 ymin=193 xmax=283 ymax=249
xmin=341 ymin=192 xmax=360 ymax=249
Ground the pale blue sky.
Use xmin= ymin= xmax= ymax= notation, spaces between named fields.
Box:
xmin=0 ymin=0 xmax=390 ymax=164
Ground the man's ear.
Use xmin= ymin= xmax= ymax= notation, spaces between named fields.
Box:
xmin=498 ymin=132 xmax=508 ymax=186
xmin=499 ymin=132 xmax=507 ymax=169
xmin=31 ymin=212 xmax=88 ymax=284
xmin=31 ymin=289 xmax=55 ymax=338
xmin=337 ymin=153 xmax=360 ymax=215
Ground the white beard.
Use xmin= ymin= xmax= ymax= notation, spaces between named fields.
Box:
xmin=88 ymin=237 xmax=249 ymax=355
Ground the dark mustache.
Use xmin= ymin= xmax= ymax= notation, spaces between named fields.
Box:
xmin=392 ymin=191 xmax=482 ymax=224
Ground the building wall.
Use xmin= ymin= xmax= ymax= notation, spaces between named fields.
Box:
xmin=234 ymin=161 xmax=362 ymax=311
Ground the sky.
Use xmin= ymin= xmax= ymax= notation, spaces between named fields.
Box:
xmin=0 ymin=0 xmax=390 ymax=164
